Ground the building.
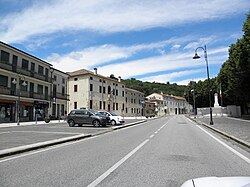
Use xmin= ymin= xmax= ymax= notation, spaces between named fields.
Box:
xmin=50 ymin=68 xmax=69 ymax=119
xmin=0 ymin=41 xmax=68 ymax=123
xmin=146 ymin=93 xmax=191 ymax=116
xmin=68 ymin=68 xmax=126 ymax=115
xmin=68 ymin=68 xmax=145 ymax=117
xmin=124 ymin=88 xmax=144 ymax=117
xmin=144 ymin=100 xmax=156 ymax=117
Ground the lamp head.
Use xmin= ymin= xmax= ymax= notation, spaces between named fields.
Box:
xmin=193 ymin=53 xmax=200 ymax=59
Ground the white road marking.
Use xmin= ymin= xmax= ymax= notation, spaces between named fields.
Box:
xmin=11 ymin=131 xmax=80 ymax=135
xmin=197 ymin=125 xmax=250 ymax=164
xmin=150 ymin=135 xmax=154 ymax=138
xmin=87 ymin=139 xmax=149 ymax=187
xmin=0 ymin=132 xmax=10 ymax=135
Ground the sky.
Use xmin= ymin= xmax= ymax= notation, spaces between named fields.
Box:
xmin=0 ymin=0 xmax=249 ymax=85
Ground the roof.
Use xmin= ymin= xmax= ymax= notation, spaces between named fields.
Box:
xmin=173 ymin=96 xmax=186 ymax=101
xmin=0 ymin=41 xmax=52 ymax=66
xmin=125 ymin=87 xmax=145 ymax=95
xmin=68 ymin=68 xmax=123 ymax=83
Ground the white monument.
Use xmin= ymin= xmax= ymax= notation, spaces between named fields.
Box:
xmin=214 ymin=93 xmax=220 ymax=108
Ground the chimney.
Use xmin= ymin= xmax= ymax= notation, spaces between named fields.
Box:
xmin=94 ymin=68 xmax=97 ymax=75
xmin=118 ymin=76 xmax=121 ymax=82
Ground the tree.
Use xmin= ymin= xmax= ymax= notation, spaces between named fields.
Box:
xmin=217 ymin=12 xmax=250 ymax=113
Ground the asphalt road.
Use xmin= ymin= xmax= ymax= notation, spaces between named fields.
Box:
xmin=0 ymin=115 xmax=249 ymax=187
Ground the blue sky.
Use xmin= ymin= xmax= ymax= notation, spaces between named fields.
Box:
xmin=0 ymin=0 xmax=249 ymax=85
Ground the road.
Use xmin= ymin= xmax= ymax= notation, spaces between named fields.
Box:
xmin=0 ymin=116 xmax=250 ymax=187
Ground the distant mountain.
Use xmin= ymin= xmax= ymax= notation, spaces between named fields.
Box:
xmin=123 ymin=78 xmax=187 ymax=97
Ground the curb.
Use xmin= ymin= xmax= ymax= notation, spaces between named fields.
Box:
xmin=0 ymin=134 xmax=91 ymax=158
xmin=0 ymin=120 xmax=148 ymax=158
xmin=186 ymin=116 xmax=250 ymax=149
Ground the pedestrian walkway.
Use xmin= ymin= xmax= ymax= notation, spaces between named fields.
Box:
xmin=193 ymin=116 xmax=250 ymax=148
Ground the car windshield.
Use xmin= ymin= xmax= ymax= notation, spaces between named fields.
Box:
xmin=110 ymin=112 xmax=118 ymax=116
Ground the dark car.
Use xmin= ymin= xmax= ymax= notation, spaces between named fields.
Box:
xmin=66 ymin=109 xmax=110 ymax=127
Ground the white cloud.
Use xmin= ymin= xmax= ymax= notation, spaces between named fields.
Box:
xmin=174 ymin=77 xmax=206 ymax=85
xmin=140 ymin=69 xmax=204 ymax=83
xmin=0 ymin=0 xmax=249 ymax=43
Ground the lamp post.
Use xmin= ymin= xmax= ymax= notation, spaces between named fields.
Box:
xmin=12 ymin=75 xmax=27 ymax=125
xmin=50 ymin=67 xmax=55 ymax=117
xmin=193 ymin=45 xmax=213 ymax=125
xmin=191 ymin=89 xmax=196 ymax=117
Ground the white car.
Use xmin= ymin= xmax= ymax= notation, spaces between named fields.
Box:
xmin=98 ymin=111 xmax=125 ymax=126
xmin=181 ymin=176 xmax=250 ymax=187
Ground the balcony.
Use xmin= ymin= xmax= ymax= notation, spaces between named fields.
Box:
xmin=0 ymin=86 xmax=11 ymax=95
xmin=56 ymin=92 xmax=69 ymax=100
xmin=0 ymin=61 xmax=12 ymax=71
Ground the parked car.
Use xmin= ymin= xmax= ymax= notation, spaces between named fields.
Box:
xmin=98 ymin=111 xmax=125 ymax=125
xmin=66 ymin=109 xmax=110 ymax=127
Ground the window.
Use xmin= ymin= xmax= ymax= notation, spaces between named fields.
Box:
xmin=131 ymin=99 xmax=133 ymax=103
xmin=61 ymin=104 xmax=65 ymax=116
xmin=103 ymin=101 xmax=106 ymax=110
xmin=103 ymin=80 xmax=106 ymax=83
xmin=31 ymin=62 xmax=35 ymax=72
xmin=99 ymin=79 xmax=102 ymax=82
xmin=131 ymin=108 xmax=133 ymax=113
xmin=62 ymin=78 xmax=65 ymax=84
xmin=54 ymin=75 xmax=57 ymax=81
xmin=126 ymin=108 xmax=128 ymax=113
xmin=134 ymin=99 xmax=136 ymax=103
xmin=99 ymin=101 xmax=102 ymax=109
xmin=62 ymin=86 xmax=65 ymax=96
xmin=122 ymin=91 xmax=124 ymax=97
xmin=103 ymin=87 xmax=106 ymax=94
xmin=22 ymin=59 xmax=29 ymax=70
xmin=74 ymin=78 xmax=78 ymax=81
xmin=126 ymin=97 xmax=127 ymax=103
xmin=90 ymin=100 xmax=93 ymax=109
xmin=122 ymin=103 xmax=124 ymax=110
xmin=0 ymin=75 xmax=8 ymax=87
xmin=116 ymin=90 xmax=118 ymax=96
xmin=99 ymin=86 xmax=102 ymax=93
xmin=12 ymin=55 xmax=18 ymax=66
xmin=74 ymin=85 xmax=77 ymax=92
xmin=74 ymin=102 xmax=77 ymax=109
xmin=38 ymin=65 xmax=44 ymax=75
xmin=108 ymin=86 xmax=111 ymax=94
xmin=90 ymin=77 xmax=93 ymax=80
xmin=45 ymin=86 xmax=48 ymax=99
xmin=90 ymin=84 xmax=93 ymax=91
xmin=37 ymin=84 xmax=43 ymax=94
xmin=113 ymin=103 xmax=115 ymax=110
xmin=1 ymin=50 xmax=10 ymax=63
xmin=116 ymin=103 xmax=118 ymax=110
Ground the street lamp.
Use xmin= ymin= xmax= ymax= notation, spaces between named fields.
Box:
xmin=193 ymin=45 xmax=213 ymax=125
xmin=191 ymin=89 xmax=196 ymax=117
xmin=12 ymin=75 xmax=27 ymax=125
xmin=50 ymin=67 xmax=55 ymax=117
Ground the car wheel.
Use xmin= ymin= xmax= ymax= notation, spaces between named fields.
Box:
xmin=111 ymin=120 xmax=116 ymax=126
xmin=78 ymin=124 xmax=83 ymax=127
xmin=92 ymin=120 xmax=100 ymax=127
xmin=68 ymin=120 xmax=75 ymax=127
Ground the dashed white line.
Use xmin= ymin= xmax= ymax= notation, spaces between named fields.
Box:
xmin=87 ymin=139 xmax=149 ymax=187
xmin=150 ymin=135 xmax=154 ymax=138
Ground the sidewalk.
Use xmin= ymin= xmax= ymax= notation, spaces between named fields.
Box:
xmin=189 ymin=116 xmax=250 ymax=149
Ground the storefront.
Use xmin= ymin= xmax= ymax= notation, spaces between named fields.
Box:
xmin=0 ymin=100 xmax=15 ymax=123
xmin=34 ymin=101 xmax=49 ymax=121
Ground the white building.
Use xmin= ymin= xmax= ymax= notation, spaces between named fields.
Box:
xmin=146 ymin=93 xmax=191 ymax=115
xmin=68 ymin=68 xmax=145 ymax=117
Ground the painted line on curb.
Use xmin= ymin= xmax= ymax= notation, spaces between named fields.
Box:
xmin=87 ymin=139 xmax=149 ymax=187
xmin=197 ymin=125 xmax=250 ymax=164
